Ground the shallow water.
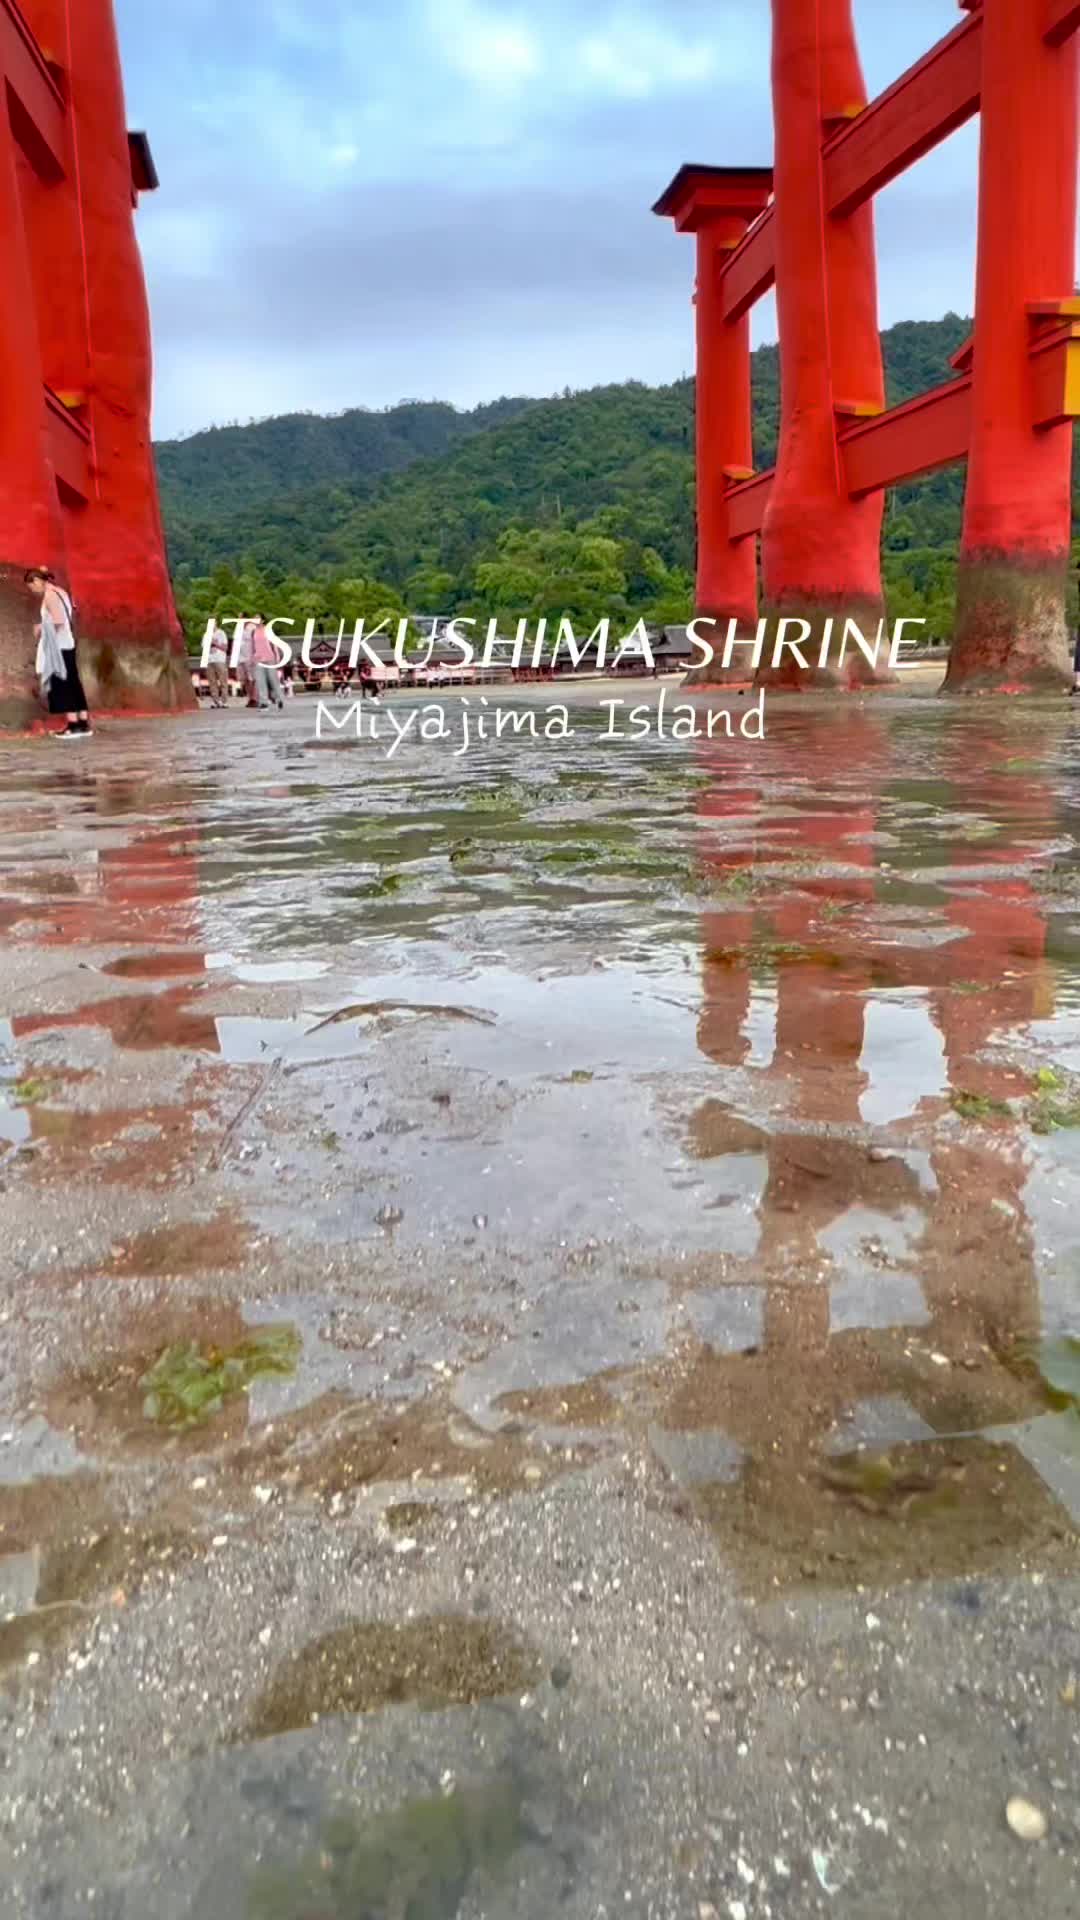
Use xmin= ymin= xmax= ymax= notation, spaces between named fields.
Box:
xmin=2 ymin=693 xmax=1080 ymax=1915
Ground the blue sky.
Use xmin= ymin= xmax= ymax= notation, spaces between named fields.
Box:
xmin=116 ymin=1 xmax=981 ymax=440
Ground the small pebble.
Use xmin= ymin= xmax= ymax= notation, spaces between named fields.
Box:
xmin=1006 ymin=1796 xmax=1047 ymax=1842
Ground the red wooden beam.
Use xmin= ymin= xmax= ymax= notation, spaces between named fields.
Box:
xmin=0 ymin=0 xmax=66 ymax=180
xmin=44 ymin=386 xmax=90 ymax=503
xmin=839 ymin=376 xmax=972 ymax=496
xmin=1029 ymin=320 xmax=1080 ymax=428
xmin=720 ymin=376 xmax=975 ymax=537
xmin=1046 ymin=0 xmax=1080 ymax=47
xmin=720 ymin=204 xmax=775 ymax=322
xmin=824 ymin=13 xmax=983 ymax=218
xmin=725 ymin=468 xmax=773 ymax=540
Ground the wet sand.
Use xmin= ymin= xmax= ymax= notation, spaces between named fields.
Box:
xmin=1 ymin=689 xmax=1079 ymax=1916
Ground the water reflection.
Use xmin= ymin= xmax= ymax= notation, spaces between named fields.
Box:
xmin=635 ymin=706 xmax=1080 ymax=1581
xmin=2 ymin=704 xmax=1080 ymax=1912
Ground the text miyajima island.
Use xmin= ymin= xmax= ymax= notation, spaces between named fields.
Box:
xmin=1 ymin=5 xmax=1080 ymax=1918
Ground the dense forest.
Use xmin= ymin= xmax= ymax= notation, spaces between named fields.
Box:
xmin=159 ymin=315 xmax=1078 ymax=645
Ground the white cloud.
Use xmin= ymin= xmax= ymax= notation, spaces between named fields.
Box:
xmin=426 ymin=0 xmax=542 ymax=94
xmin=576 ymin=18 xmax=719 ymax=100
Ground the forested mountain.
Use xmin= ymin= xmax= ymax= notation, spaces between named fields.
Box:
xmin=156 ymin=394 xmax=538 ymax=524
xmin=159 ymin=315 xmax=1077 ymax=644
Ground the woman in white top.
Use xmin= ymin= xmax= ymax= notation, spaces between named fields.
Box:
xmin=26 ymin=567 xmax=91 ymax=738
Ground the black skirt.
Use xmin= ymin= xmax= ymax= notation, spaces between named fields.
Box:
xmin=48 ymin=642 xmax=89 ymax=715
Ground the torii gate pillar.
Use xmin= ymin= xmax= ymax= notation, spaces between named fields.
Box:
xmin=31 ymin=0 xmax=188 ymax=708
xmin=654 ymin=166 xmax=773 ymax=673
xmin=759 ymin=0 xmax=892 ymax=690
xmin=948 ymin=0 xmax=1080 ymax=692
xmin=0 ymin=0 xmax=190 ymax=728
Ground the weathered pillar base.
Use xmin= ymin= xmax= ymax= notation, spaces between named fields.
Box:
xmin=0 ymin=564 xmax=43 ymax=729
xmin=945 ymin=554 xmax=1071 ymax=694
xmin=77 ymin=621 xmax=197 ymax=713
xmin=754 ymin=598 xmax=897 ymax=691
xmin=682 ymin=612 xmax=761 ymax=687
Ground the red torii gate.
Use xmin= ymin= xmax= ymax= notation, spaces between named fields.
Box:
xmin=656 ymin=0 xmax=1080 ymax=692
xmin=0 ymin=0 xmax=189 ymax=727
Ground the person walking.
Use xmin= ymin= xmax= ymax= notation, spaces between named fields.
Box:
xmin=26 ymin=568 xmax=92 ymax=738
xmin=251 ymin=617 xmax=285 ymax=709
xmin=235 ymin=618 xmax=258 ymax=707
xmin=206 ymin=623 xmax=230 ymax=707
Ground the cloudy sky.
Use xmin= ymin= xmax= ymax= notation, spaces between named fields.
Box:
xmin=116 ymin=0 xmax=981 ymax=441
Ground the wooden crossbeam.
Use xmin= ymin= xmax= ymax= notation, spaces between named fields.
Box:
xmin=44 ymin=386 xmax=90 ymax=502
xmin=840 ymin=377 xmax=972 ymax=496
xmin=824 ymin=13 xmax=983 ymax=218
xmin=1 ymin=0 xmax=66 ymax=181
xmin=719 ymin=13 xmax=984 ymax=317
xmin=1029 ymin=321 xmax=1080 ymax=428
xmin=720 ymin=205 xmax=776 ymax=323
xmin=721 ymin=380 xmax=974 ymax=537
xmin=725 ymin=469 xmax=774 ymax=541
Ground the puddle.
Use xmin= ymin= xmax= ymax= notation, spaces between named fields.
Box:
xmin=248 ymin=1616 xmax=541 ymax=1736
xmin=693 ymin=1435 xmax=1080 ymax=1591
xmin=0 ymin=1471 xmax=200 ymax=1674
xmin=109 ymin=1213 xmax=255 ymax=1275
xmin=101 ymin=950 xmax=208 ymax=980
xmin=5 ymin=701 xmax=1080 ymax=1908
xmin=206 ymin=952 xmax=331 ymax=985
xmin=42 ymin=1299 xmax=303 ymax=1457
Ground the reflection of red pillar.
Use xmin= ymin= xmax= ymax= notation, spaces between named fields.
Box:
xmin=0 ymin=100 xmax=60 ymax=728
xmin=948 ymin=1 xmax=1079 ymax=692
xmin=696 ymin=755 xmax=769 ymax=1063
xmin=760 ymin=0 xmax=889 ymax=690
xmin=930 ymin=731 xmax=1060 ymax=1092
xmin=653 ymin=168 xmax=773 ymax=680
xmin=30 ymin=0 xmax=192 ymax=711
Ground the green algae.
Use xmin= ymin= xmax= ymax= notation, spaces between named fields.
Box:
xmin=140 ymin=1324 xmax=300 ymax=1430
xmin=248 ymin=1774 xmax=526 ymax=1920
xmin=1006 ymin=1336 xmax=1080 ymax=1450
xmin=1028 ymin=1067 xmax=1080 ymax=1135
xmin=10 ymin=1079 xmax=47 ymax=1105
xmin=949 ymin=1089 xmax=1013 ymax=1122
xmin=351 ymin=872 xmax=405 ymax=898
